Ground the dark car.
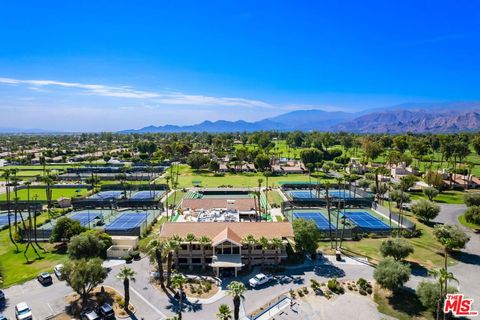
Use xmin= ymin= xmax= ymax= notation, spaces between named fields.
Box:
xmin=80 ymin=310 xmax=100 ymax=320
xmin=0 ymin=314 xmax=7 ymax=320
xmin=98 ymin=303 xmax=115 ymax=319
xmin=37 ymin=272 xmax=53 ymax=285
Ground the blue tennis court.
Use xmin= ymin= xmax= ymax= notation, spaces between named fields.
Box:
xmin=289 ymin=190 xmax=318 ymax=200
xmin=70 ymin=211 xmax=103 ymax=227
xmin=0 ymin=214 xmax=12 ymax=228
xmin=89 ymin=191 xmax=124 ymax=200
xmin=131 ymin=190 xmax=164 ymax=200
xmin=293 ymin=212 xmax=336 ymax=231
xmin=105 ymin=212 xmax=147 ymax=231
xmin=324 ymin=190 xmax=356 ymax=199
xmin=342 ymin=211 xmax=390 ymax=230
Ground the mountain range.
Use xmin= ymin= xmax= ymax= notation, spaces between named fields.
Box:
xmin=120 ymin=102 xmax=480 ymax=134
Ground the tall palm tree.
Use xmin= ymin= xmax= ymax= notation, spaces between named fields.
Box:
xmin=430 ymin=268 xmax=458 ymax=320
xmin=257 ymin=178 xmax=263 ymax=221
xmin=324 ymin=182 xmax=333 ymax=249
xmin=199 ymin=236 xmax=211 ymax=271
xmin=270 ymin=238 xmax=283 ymax=264
xmin=116 ymin=267 xmax=136 ymax=312
xmin=243 ymin=234 xmax=257 ymax=270
xmin=2 ymin=169 xmax=19 ymax=252
xmin=227 ymin=281 xmax=246 ymax=320
xmin=147 ymin=239 xmax=166 ymax=288
xmin=165 ymin=237 xmax=181 ymax=287
xmin=185 ymin=233 xmax=196 ymax=270
xmin=216 ymin=304 xmax=232 ymax=320
xmin=171 ymin=273 xmax=187 ymax=320
xmin=258 ymin=237 xmax=270 ymax=268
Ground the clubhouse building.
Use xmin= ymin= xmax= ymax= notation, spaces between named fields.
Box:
xmin=159 ymin=222 xmax=294 ymax=276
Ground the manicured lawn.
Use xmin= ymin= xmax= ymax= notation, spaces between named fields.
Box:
xmin=409 ymin=190 xmax=466 ymax=204
xmin=0 ymin=222 xmax=67 ymax=287
xmin=0 ymin=187 xmax=89 ymax=201
xmin=138 ymin=216 xmax=168 ymax=252
xmin=458 ymin=214 xmax=480 ymax=230
xmin=320 ymin=209 xmax=458 ymax=269
xmin=266 ymin=190 xmax=283 ymax=206
xmin=166 ymin=190 xmax=186 ymax=207
xmin=160 ymin=164 xmax=333 ymax=188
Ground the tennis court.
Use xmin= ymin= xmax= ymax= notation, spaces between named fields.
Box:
xmin=131 ymin=190 xmax=165 ymax=200
xmin=342 ymin=211 xmax=390 ymax=230
xmin=288 ymin=190 xmax=318 ymax=200
xmin=105 ymin=211 xmax=148 ymax=232
xmin=88 ymin=191 xmax=124 ymax=200
xmin=324 ymin=190 xmax=357 ymax=199
xmin=293 ymin=211 xmax=336 ymax=231
xmin=69 ymin=210 xmax=104 ymax=227
xmin=0 ymin=214 xmax=12 ymax=228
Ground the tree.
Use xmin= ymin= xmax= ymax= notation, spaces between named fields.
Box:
xmin=50 ymin=217 xmax=85 ymax=243
xmin=147 ymin=239 xmax=166 ymax=288
xmin=292 ymin=219 xmax=320 ymax=255
xmin=254 ymin=153 xmax=271 ymax=172
xmin=411 ymin=199 xmax=440 ymax=223
xmin=464 ymin=206 xmax=480 ymax=225
xmin=424 ymin=171 xmax=444 ymax=190
xmin=187 ymin=152 xmax=209 ymax=170
xmin=373 ymin=258 xmax=410 ymax=291
xmin=380 ymin=238 xmax=414 ymax=261
xmin=171 ymin=273 xmax=187 ymax=320
xmin=242 ymin=234 xmax=257 ymax=270
xmin=258 ymin=236 xmax=270 ymax=268
xmin=300 ymin=148 xmax=323 ymax=166
xmin=216 ymin=304 xmax=232 ymax=320
xmin=67 ymin=230 xmax=112 ymax=259
xmin=198 ymin=236 xmax=211 ymax=271
xmin=116 ymin=267 xmax=136 ymax=312
xmin=390 ymin=189 xmax=410 ymax=208
xmin=423 ymin=187 xmax=439 ymax=201
xmin=417 ymin=280 xmax=457 ymax=312
xmin=208 ymin=160 xmax=220 ymax=173
xmin=227 ymin=281 xmax=246 ymax=320
xmin=399 ymin=175 xmax=417 ymax=191
xmin=165 ymin=237 xmax=181 ymax=287
xmin=464 ymin=193 xmax=480 ymax=207
xmin=429 ymin=268 xmax=459 ymax=319
xmin=62 ymin=258 xmax=107 ymax=301
xmin=433 ymin=224 xmax=470 ymax=269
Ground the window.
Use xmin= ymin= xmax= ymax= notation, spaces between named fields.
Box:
xmin=181 ymin=244 xmax=188 ymax=250
xmin=223 ymin=247 xmax=232 ymax=254
xmin=205 ymin=258 xmax=212 ymax=263
xmin=178 ymin=258 xmax=188 ymax=264
xmin=192 ymin=258 xmax=201 ymax=264
xmin=232 ymin=247 xmax=240 ymax=254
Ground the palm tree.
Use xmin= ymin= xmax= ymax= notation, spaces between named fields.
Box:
xmin=227 ymin=281 xmax=246 ymax=320
xmin=243 ymin=234 xmax=257 ymax=270
xmin=147 ymin=239 xmax=166 ymax=288
xmin=171 ymin=273 xmax=187 ymax=320
xmin=165 ymin=237 xmax=181 ymax=287
xmin=116 ymin=267 xmax=136 ymax=312
xmin=185 ymin=233 xmax=196 ymax=270
xmin=324 ymin=182 xmax=333 ymax=249
xmin=270 ymin=238 xmax=283 ymax=264
xmin=258 ymin=236 xmax=270 ymax=268
xmin=199 ymin=236 xmax=211 ymax=271
xmin=430 ymin=268 xmax=458 ymax=320
xmin=2 ymin=169 xmax=19 ymax=252
xmin=257 ymin=178 xmax=263 ymax=221
xmin=216 ymin=304 xmax=232 ymax=320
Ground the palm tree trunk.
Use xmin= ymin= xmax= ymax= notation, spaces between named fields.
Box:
xmin=167 ymin=252 xmax=173 ymax=287
xmin=6 ymin=184 xmax=19 ymax=252
xmin=124 ymin=279 xmax=130 ymax=311
xmin=233 ymin=296 xmax=240 ymax=320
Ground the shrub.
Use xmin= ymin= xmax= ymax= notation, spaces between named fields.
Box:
xmin=359 ymin=289 xmax=367 ymax=295
xmin=417 ymin=281 xmax=457 ymax=311
xmin=411 ymin=199 xmax=440 ymax=223
xmin=204 ymin=281 xmax=212 ymax=292
xmin=380 ymin=238 xmax=414 ymax=261
xmin=464 ymin=206 xmax=480 ymax=225
xmin=373 ymin=258 xmax=410 ymax=291
xmin=464 ymin=193 xmax=480 ymax=207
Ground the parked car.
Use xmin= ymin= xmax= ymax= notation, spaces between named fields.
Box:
xmin=54 ymin=264 xmax=64 ymax=279
xmin=81 ymin=310 xmax=100 ymax=320
xmin=0 ymin=314 xmax=7 ymax=320
xmin=98 ymin=303 xmax=115 ymax=319
xmin=15 ymin=302 xmax=32 ymax=320
xmin=0 ymin=289 xmax=4 ymax=300
xmin=248 ymin=273 xmax=274 ymax=288
xmin=37 ymin=272 xmax=53 ymax=285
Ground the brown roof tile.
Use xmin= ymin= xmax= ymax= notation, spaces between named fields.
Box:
xmin=160 ymin=222 xmax=294 ymax=240
xmin=181 ymin=198 xmax=257 ymax=211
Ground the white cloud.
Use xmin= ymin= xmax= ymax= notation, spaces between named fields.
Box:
xmin=0 ymin=77 xmax=272 ymax=108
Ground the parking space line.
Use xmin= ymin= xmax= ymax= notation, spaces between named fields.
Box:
xmin=130 ymin=286 xmax=167 ymax=319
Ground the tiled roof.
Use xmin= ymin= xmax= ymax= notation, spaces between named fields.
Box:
xmin=160 ymin=222 xmax=294 ymax=240
xmin=182 ymin=198 xmax=257 ymax=211
xmin=212 ymin=227 xmax=243 ymax=246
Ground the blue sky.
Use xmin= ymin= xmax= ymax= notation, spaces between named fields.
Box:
xmin=0 ymin=1 xmax=479 ymax=131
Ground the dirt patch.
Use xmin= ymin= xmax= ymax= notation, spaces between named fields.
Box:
xmin=152 ymin=277 xmax=219 ymax=299
xmin=64 ymin=286 xmax=135 ymax=318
